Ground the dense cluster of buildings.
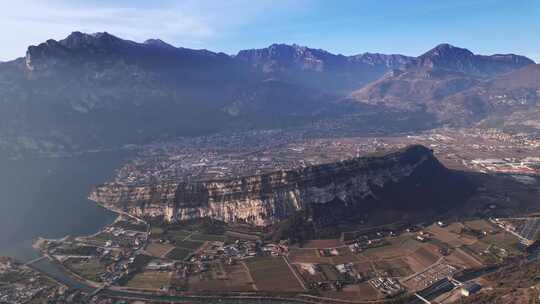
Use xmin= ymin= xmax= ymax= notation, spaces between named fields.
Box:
xmin=110 ymin=129 xmax=396 ymax=186
xmin=0 ymin=257 xmax=78 ymax=303
xmin=369 ymin=277 xmax=403 ymax=296
xmin=105 ymin=126 xmax=540 ymax=192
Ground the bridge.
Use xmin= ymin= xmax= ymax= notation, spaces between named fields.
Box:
xmin=82 ymin=285 xmax=106 ymax=302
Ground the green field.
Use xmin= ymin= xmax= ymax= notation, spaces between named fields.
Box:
xmin=167 ymin=247 xmax=192 ymax=260
xmin=175 ymin=240 xmax=204 ymax=250
xmin=150 ymin=227 xmax=164 ymax=236
xmin=319 ymin=264 xmax=340 ymax=281
xmin=64 ymin=258 xmax=106 ymax=282
xmin=246 ymin=257 xmax=303 ymax=292
xmin=190 ymin=233 xmax=226 ymax=242
xmin=114 ymin=220 xmax=147 ymax=232
xmin=54 ymin=244 xmax=98 ymax=256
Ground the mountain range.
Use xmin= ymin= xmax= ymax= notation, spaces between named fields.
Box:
xmin=0 ymin=31 xmax=537 ymax=153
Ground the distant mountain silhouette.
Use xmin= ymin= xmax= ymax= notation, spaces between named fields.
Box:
xmin=0 ymin=32 xmax=536 ymax=153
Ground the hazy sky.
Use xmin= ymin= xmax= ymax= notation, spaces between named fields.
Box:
xmin=0 ymin=0 xmax=538 ymax=62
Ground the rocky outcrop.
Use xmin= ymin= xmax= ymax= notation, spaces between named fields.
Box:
xmin=89 ymin=145 xmax=471 ymax=226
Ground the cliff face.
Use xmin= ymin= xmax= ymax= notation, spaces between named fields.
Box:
xmin=89 ymin=145 xmax=471 ymax=226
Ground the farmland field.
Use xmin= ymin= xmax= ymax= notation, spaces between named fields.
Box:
xmin=64 ymin=258 xmax=107 ymax=282
xmin=124 ymin=271 xmax=171 ymax=290
xmin=329 ymin=247 xmax=359 ymax=264
xmin=319 ymin=263 xmax=340 ymax=281
xmin=427 ymin=224 xmax=475 ymax=247
xmin=405 ymin=245 xmax=441 ymax=272
xmin=190 ymin=233 xmax=226 ymax=242
xmin=362 ymin=239 xmax=409 ymax=260
xmin=353 ymin=261 xmax=376 ymax=279
xmin=188 ymin=262 xmax=254 ymax=292
xmin=324 ymin=282 xmax=380 ymax=301
xmin=464 ymin=219 xmax=497 ymax=232
xmin=302 ymin=239 xmax=343 ymax=248
xmin=246 ymin=256 xmax=303 ymax=292
xmin=374 ymin=258 xmax=414 ymax=277
xmin=166 ymin=247 xmax=192 ymax=260
xmin=445 ymin=248 xmax=483 ymax=268
xmin=174 ymin=240 xmax=205 ymax=250
xmin=289 ymin=248 xmax=331 ymax=264
xmin=146 ymin=242 xmax=174 ymax=257
xmin=167 ymin=229 xmax=192 ymax=242
xmin=483 ymin=232 xmax=521 ymax=254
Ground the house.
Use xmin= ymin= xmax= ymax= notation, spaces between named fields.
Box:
xmin=416 ymin=235 xmax=427 ymax=242
xmin=461 ymin=281 xmax=482 ymax=297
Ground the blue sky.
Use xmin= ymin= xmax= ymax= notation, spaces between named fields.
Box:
xmin=1 ymin=0 xmax=538 ymax=62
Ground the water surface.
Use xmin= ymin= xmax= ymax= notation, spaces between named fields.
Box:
xmin=0 ymin=152 xmax=128 ymax=261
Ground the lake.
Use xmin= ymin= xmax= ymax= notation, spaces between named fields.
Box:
xmin=0 ymin=151 xmax=128 ymax=261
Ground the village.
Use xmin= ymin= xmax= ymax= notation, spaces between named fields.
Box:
xmin=14 ymin=206 xmax=538 ymax=304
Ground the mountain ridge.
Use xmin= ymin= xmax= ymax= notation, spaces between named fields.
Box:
xmin=0 ymin=31 xmax=537 ymax=153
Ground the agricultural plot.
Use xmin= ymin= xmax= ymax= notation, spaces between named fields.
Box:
xmin=464 ymin=219 xmax=497 ymax=232
xmin=64 ymin=258 xmax=107 ymax=282
xmin=246 ymin=256 xmax=303 ymax=292
xmin=113 ymin=220 xmax=147 ymax=232
xmin=166 ymin=247 xmax=192 ymax=261
xmin=295 ymin=263 xmax=327 ymax=284
xmin=405 ymin=245 xmax=441 ymax=273
xmin=53 ymin=244 xmax=98 ymax=256
xmin=318 ymin=263 xmax=341 ymax=282
xmin=329 ymin=247 xmax=360 ymax=264
xmin=361 ymin=243 xmax=406 ymax=260
xmin=150 ymin=227 xmax=165 ymax=238
xmin=361 ymin=236 xmax=420 ymax=260
xmin=167 ymin=229 xmax=192 ymax=242
xmin=322 ymin=282 xmax=380 ymax=301
xmin=445 ymin=248 xmax=483 ymax=268
xmin=353 ymin=261 xmax=377 ymax=280
xmin=289 ymin=248 xmax=332 ymax=264
xmin=145 ymin=242 xmax=174 ymax=257
xmin=302 ymin=239 xmax=343 ymax=248
xmin=483 ymin=231 xmax=521 ymax=254
xmin=461 ymin=244 xmax=499 ymax=265
xmin=190 ymin=233 xmax=226 ymax=242
xmin=373 ymin=258 xmax=414 ymax=277
xmin=124 ymin=271 xmax=171 ymax=290
xmin=188 ymin=262 xmax=254 ymax=292
xmin=426 ymin=224 xmax=476 ymax=247
xmin=174 ymin=240 xmax=204 ymax=250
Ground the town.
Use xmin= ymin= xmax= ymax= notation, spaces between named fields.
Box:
xmin=107 ymin=127 xmax=540 ymax=188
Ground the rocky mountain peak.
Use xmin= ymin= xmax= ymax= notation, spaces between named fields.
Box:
xmin=415 ymin=43 xmax=475 ymax=71
xmin=349 ymin=53 xmax=414 ymax=68
xmin=143 ymin=38 xmax=176 ymax=50
xmin=413 ymin=43 xmax=534 ymax=76
xmin=236 ymin=43 xmax=332 ymax=73
xmin=58 ymin=31 xmax=128 ymax=50
xmin=424 ymin=43 xmax=473 ymax=57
